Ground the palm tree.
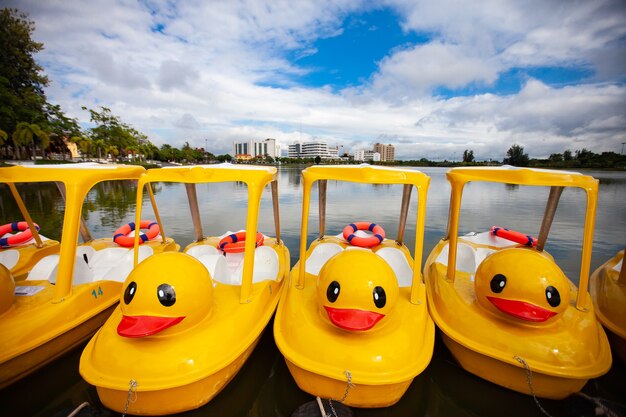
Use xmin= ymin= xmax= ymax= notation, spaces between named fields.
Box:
xmin=105 ymin=145 xmax=119 ymax=162
xmin=93 ymin=139 xmax=105 ymax=162
xmin=12 ymin=122 xmax=50 ymax=160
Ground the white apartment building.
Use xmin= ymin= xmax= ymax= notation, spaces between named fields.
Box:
xmin=288 ymin=143 xmax=301 ymax=158
xmin=354 ymin=150 xmax=381 ymax=162
xmin=233 ymin=138 xmax=280 ymax=159
xmin=288 ymin=140 xmax=338 ymax=159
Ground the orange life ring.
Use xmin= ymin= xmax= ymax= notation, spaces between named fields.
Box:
xmin=342 ymin=222 xmax=386 ymax=248
xmin=218 ymin=231 xmax=264 ymax=253
xmin=490 ymin=225 xmax=537 ymax=247
xmin=113 ymin=220 xmax=160 ymax=247
xmin=0 ymin=221 xmax=39 ymax=247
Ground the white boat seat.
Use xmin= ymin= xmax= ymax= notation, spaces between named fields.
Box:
xmin=435 ymin=241 xmax=496 ymax=274
xmin=185 ymin=244 xmax=280 ymax=285
xmin=375 ymin=247 xmax=413 ymax=287
xmin=305 ymin=243 xmax=344 ymax=276
xmin=305 ymin=242 xmax=414 ymax=287
xmin=27 ymin=245 xmax=154 ymax=284
xmin=0 ymin=249 xmax=19 ymax=270
xmin=195 ymin=254 xmax=229 ymax=283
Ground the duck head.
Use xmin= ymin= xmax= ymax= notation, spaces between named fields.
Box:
xmin=118 ymin=252 xmax=213 ymax=338
xmin=475 ymin=248 xmax=570 ymax=323
xmin=0 ymin=264 xmax=15 ymax=315
xmin=317 ymin=250 xmax=399 ymax=331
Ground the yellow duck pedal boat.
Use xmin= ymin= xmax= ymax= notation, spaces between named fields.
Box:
xmin=424 ymin=166 xmax=612 ymax=400
xmin=0 ymin=164 xmax=178 ymax=389
xmin=590 ymin=248 xmax=626 ymax=363
xmin=80 ymin=164 xmax=290 ymax=415
xmin=274 ymin=164 xmax=435 ymax=408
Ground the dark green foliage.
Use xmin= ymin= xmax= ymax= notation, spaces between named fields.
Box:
xmin=503 ymin=144 xmax=530 ymax=166
xmin=462 ymin=149 xmax=474 ymax=163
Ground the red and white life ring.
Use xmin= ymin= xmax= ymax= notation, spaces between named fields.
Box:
xmin=218 ymin=231 xmax=264 ymax=253
xmin=342 ymin=222 xmax=386 ymax=248
xmin=490 ymin=225 xmax=537 ymax=247
xmin=113 ymin=220 xmax=160 ymax=247
xmin=0 ymin=221 xmax=39 ymax=247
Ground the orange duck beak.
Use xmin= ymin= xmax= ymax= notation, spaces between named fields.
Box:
xmin=487 ymin=297 xmax=556 ymax=322
xmin=324 ymin=306 xmax=384 ymax=331
xmin=117 ymin=315 xmax=185 ymax=338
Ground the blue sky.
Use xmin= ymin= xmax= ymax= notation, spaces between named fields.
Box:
xmin=8 ymin=0 xmax=626 ymax=160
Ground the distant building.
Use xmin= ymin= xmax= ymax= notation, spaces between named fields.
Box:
xmin=288 ymin=143 xmax=301 ymax=158
xmin=233 ymin=138 xmax=280 ymax=160
xmin=288 ymin=140 xmax=338 ymax=159
xmin=354 ymin=150 xmax=381 ymax=162
xmin=301 ymin=140 xmax=329 ymax=158
xmin=373 ymin=143 xmax=395 ymax=161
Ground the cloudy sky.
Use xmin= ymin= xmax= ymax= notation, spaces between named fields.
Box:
xmin=10 ymin=0 xmax=626 ymax=160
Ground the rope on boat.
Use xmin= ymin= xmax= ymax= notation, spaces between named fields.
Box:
xmin=122 ymin=379 xmax=138 ymax=417
xmin=514 ymin=356 xmax=554 ymax=417
xmin=327 ymin=370 xmax=355 ymax=417
xmin=66 ymin=402 xmax=90 ymax=417
xmin=315 ymin=397 xmax=330 ymax=417
xmin=575 ymin=392 xmax=620 ymax=417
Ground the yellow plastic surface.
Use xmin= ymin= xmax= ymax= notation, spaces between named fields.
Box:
xmin=274 ymin=164 xmax=434 ymax=407
xmin=424 ymin=166 xmax=612 ymax=399
xmin=590 ymin=250 xmax=626 ymax=362
xmin=80 ymin=163 xmax=289 ymax=415
xmin=0 ymin=164 xmax=148 ymax=388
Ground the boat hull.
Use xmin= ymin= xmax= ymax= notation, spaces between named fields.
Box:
xmin=285 ymin=359 xmax=413 ymax=408
xmin=97 ymin=337 xmax=260 ymax=415
xmin=425 ymin=237 xmax=612 ymax=400
xmin=441 ymin=333 xmax=588 ymax=400
xmin=0 ymin=303 xmax=116 ymax=389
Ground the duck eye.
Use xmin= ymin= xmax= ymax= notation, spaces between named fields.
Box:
xmin=545 ymin=286 xmax=561 ymax=307
xmin=157 ymin=283 xmax=176 ymax=307
xmin=123 ymin=282 xmax=137 ymax=304
xmin=373 ymin=286 xmax=386 ymax=308
xmin=326 ymin=281 xmax=340 ymax=303
xmin=490 ymin=274 xmax=506 ymax=293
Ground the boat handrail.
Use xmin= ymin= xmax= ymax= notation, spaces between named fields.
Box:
xmin=6 ymin=183 xmax=44 ymax=248
xmin=133 ymin=164 xmax=280 ymax=304
xmin=0 ymin=164 xmax=147 ymax=302
xmin=443 ymin=166 xmax=598 ymax=311
xmin=298 ymin=164 xmax=430 ymax=305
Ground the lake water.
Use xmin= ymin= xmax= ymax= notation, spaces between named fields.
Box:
xmin=1 ymin=165 xmax=625 ymax=416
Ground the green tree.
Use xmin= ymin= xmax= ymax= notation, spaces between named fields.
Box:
xmin=216 ymin=153 xmax=232 ymax=162
xmin=12 ymin=122 xmax=49 ymax=159
xmin=462 ymin=149 xmax=474 ymax=163
xmin=314 ymin=155 xmax=322 ymax=164
xmin=82 ymin=106 xmax=148 ymax=160
xmin=503 ymin=144 xmax=529 ymax=166
xmin=0 ymin=8 xmax=49 ymax=156
xmin=548 ymin=153 xmax=563 ymax=163
xmin=44 ymin=103 xmax=81 ymax=157
xmin=563 ymin=150 xmax=573 ymax=161
xmin=105 ymin=144 xmax=119 ymax=161
xmin=93 ymin=139 xmax=105 ymax=161
xmin=70 ymin=135 xmax=91 ymax=160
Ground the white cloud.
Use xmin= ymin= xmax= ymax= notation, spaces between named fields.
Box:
xmin=6 ymin=0 xmax=626 ymax=160
xmin=371 ymin=42 xmax=499 ymax=97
